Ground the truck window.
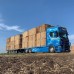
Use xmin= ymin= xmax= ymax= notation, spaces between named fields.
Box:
xmin=55 ymin=31 xmax=58 ymax=37
xmin=50 ymin=32 xmax=53 ymax=37
xmin=59 ymin=32 xmax=68 ymax=38
xmin=50 ymin=31 xmax=58 ymax=38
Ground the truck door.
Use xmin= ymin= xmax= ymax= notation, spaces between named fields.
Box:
xmin=46 ymin=29 xmax=59 ymax=47
xmin=46 ymin=29 xmax=54 ymax=46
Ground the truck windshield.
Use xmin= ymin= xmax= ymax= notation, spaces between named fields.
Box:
xmin=59 ymin=32 xmax=68 ymax=38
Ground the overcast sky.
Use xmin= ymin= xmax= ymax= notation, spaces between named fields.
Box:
xmin=0 ymin=0 xmax=74 ymax=53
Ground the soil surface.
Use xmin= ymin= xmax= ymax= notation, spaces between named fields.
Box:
xmin=0 ymin=53 xmax=74 ymax=74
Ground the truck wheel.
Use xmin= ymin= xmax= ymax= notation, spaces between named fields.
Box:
xmin=49 ymin=46 xmax=55 ymax=53
xmin=25 ymin=50 xmax=29 ymax=53
xmin=29 ymin=49 xmax=32 ymax=53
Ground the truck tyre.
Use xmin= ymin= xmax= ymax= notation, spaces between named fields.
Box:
xmin=49 ymin=46 xmax=55 ymax=53
xmin=29 ymin=49 xmax=32 ymax=53
xmin=25 ymin=50 xmax=29 ymax=53
xmin=7 ymin=50 xmax=9 ymax=54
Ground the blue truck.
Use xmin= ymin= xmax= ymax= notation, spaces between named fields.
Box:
xmin=7 ymin=25 xmax=70 ymax=53
xmin=24 ymin=26 xmax=70 ymax=53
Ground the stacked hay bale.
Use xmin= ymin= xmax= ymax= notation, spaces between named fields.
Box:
xmin=22 ymin=24 xmax=52 ymax=48
xmin=36 ymin=24 xmax=51 ymax=47
xmin=22 ymin=31 xmax=29 ymax=48
xmin=6 ymin=38 xmax=11 ymax=50
xmin=10 ymin=36 xmax=15 ymax=50
xmin=6 ymin=34 xmax=22 ymax=51
xmin=71 ymin=45 xmax=74 ymax=53
xmin=15 ymin=34 xmax=22 ymax=49
xmin=6 ymin=24 xmax=52 ymax=51
xmin=28 ymin=28 xmax=37 ymax=48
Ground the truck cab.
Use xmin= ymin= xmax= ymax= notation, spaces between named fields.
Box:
xmin=32 ymin=26 xmax=70 ymax=53
xmin=47 ymin=27 xmax=70 ymax=52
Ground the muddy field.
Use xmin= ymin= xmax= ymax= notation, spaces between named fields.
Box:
xmin=0 ymin=53 xmax=74 ymax=74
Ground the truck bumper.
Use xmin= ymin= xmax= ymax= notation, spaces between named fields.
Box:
xmin=55 ymin=46 xmax=63 ymax=53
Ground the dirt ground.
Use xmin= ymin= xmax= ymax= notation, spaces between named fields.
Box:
xmin=0 ymin=53 xmax=74 ymax=74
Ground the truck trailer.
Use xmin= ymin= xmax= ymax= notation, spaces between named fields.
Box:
xmin=6 ymin=24 xmax=70 ymax=53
